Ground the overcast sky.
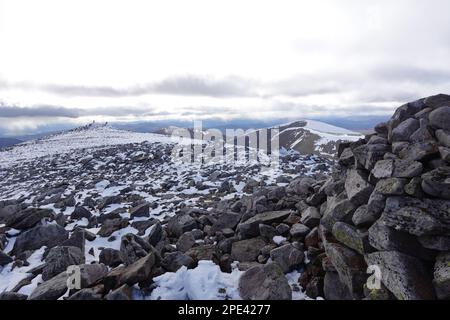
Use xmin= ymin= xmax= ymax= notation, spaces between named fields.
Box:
xmin=1 ymin=0 xmax=450 ymax=134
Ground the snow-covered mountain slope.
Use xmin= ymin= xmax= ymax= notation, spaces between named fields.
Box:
xmin=0 ymin=124 xmax=184 ymax=169
xmin=0 ymin=124 xmax=333 ymax=299
xmin=271 ymin=120 xmax=363 ymax=156
xmin=155 ymin=120 xmax=363 ymax=157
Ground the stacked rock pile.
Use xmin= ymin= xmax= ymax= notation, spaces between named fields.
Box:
xmin=299 ymin=94 xmax=450 ymax=300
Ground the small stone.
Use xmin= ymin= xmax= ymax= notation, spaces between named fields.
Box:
xmin=231 ymin=238 xmax=266 ymax=262
xmin=290 ymin=223 xmax=310 ymax=239
xmin=176 ymin=232 xmax=196 ymax=253
xmin=259 ymin=224 xmax=277 ymax=240
xmin=129 ymin=203 xmax=150 ymax=218
xmin=238 ymin=262 xmax=292 ymax=300
xmin=161 ymin=252 xmax=195 ymax=272
xmin=300 ymin=207 xmax=321 ymax=228
xmin=269 ymin=244 xmax=304 ymax=273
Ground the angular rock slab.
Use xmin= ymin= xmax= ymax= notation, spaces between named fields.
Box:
xmin=325 ymin=243 xmax=367 ymax=299
xmin=421 ymin=166 xmax=450 ymax=200
xmin=269 ymin=244 xmax=304 ymax=273
xmin=433 ymin=252 xmax=450 ymax=299
xmin=237 ymin=210 xmax=291 ymax=239
xmin=381 ymin=196 xmax=450 ymax=236
xmin=238 ymin=262 xmax=292 ymax=300
xmin=365 ymin=251 xmax=435 ymax=300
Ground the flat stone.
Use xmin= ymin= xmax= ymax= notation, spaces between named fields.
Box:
xmin=129 ymin=203 xmax=150 ymax=218
xmin=352 ymin=144 xmax=390 ymax=172
xmin=176 ymin=232 xmax=196 ymax=253
xmin=352 ymin=204 xmax=378 ymax=228
xmin=381 ymin=196 xmax=450 ymax=236
xmin=418 ymin=235 xmax=450 ymax=251
xmin=12 ymin=224 xmax=69 ymax=255
xmin=368 ymin=221 xmax=436 ymax=260
xmin=118 ymin=252 xmax=157 ymax=286
xmin=374 ymin=178 xmax=407 ymax=195
xmin=399 ymin=141 xmax=439 ymax=162
xmin=237 ymin=210 xmax=291 ymax=239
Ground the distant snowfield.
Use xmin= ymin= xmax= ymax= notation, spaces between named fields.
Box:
xmin=0 ymin=127 xmax=185 ymax=169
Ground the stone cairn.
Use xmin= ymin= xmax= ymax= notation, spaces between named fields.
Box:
xmin=300 ymin=94 xmax=450 ymax=300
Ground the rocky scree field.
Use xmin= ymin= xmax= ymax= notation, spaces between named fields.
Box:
xmin=1 ymin=94 xmax=450 ymax=301
xmin=0 ymin=122 xmax=335 ymax=300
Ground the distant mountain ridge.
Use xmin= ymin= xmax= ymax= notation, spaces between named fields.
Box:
xmin=0 ymin=137 xmax=22 ymax=149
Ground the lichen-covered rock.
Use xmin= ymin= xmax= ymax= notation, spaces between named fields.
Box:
xmin=368 ymin=221 xmax=436 ymax=261
xmin=381 ymin=196 xmax=450 ymax=236
xmin=374 ymin=178 xmax=408 ymax=196
xmin=325 ymin=243 xmax=367 ymax=299
xmin=332 ymin=222 xmax=373 ymax=255
xmin=421 ymin=166 xmax=450 ymax=200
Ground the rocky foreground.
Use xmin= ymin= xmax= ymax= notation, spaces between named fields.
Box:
xmin=1 ymin=94 xmax=450 ymax=300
